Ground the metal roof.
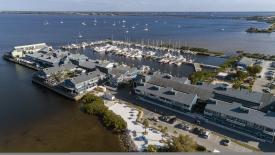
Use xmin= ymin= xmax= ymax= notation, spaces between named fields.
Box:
xmin=78 ymin=60 xmax=97 ymax=70
xmin=135 ymin=83 xmax=197 ymax=107
xmin=147 ymin=75 xmax=212 ymax=100
xmin=42 ymin=63 xmax=77 ymax=75
xmin=205 ymin=100 xmax=275 ymax=129
xmin=238 ymin=57 xmax=254 ymax=66
xmin=69 ymin=70 xmax=105 ymax=85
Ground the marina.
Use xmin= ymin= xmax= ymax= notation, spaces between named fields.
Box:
xmin=1 ymin=12 xmax=275 ymax=152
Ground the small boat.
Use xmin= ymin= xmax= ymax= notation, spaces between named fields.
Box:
xmin=144 ymin=24 xmax=149 ymax=31
xmin=132 ymin=26 xmax=136 ymax=29
xmin=78 ymin=33 xmax=83 ymax=38
xmin=82 ymin=22 xmax=87 ymax=26
xmin=43 ymin=20 xmax=49 ymax=26
xmin=94 ymin=19 xmax=97 ymax=23
xmin=112 ymin=22 xmax=116 ymax=26
xmin=60 ymin=21 xmax=64 ymax=24
xmin=122 ymin=19 xmax=126 ymax=23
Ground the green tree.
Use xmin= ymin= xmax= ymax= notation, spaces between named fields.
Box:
xmin=167 ymin=134 xmax=197 ymax=152
xmin=146 ymin=145 xmax=158 ymax=152
xmin=81 ymin=94 xmax=102 ymax=105
xmin=143 ymin=119 xmax=149 ymax=134
xmin=247 ymin=65 xmax=262 ymax=76
xmin=235 ymin=70 xmax=248 ymax=81
xmin=160 ymin=126 xmax=168 ymax=142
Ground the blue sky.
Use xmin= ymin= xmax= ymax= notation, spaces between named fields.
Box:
xmin=1 ymin=0 xmax=275 ymax=12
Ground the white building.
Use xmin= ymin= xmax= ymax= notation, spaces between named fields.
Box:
xmin=11 ymin=43 xmax=49 ymax=58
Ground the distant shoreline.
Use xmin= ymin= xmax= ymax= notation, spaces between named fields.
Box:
xmin=1 ymin=11 xmax=274 ymax=18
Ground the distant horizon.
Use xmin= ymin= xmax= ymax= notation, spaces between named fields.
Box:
xmin=1 ymin=10 xmax=275 ymax=13
xmin=1 ymin=0 xmax=275 ymax=12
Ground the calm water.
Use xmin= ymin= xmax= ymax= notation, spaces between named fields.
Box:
xmin=0 ymin=12 xmax=275 ymax=152
xmin=1 ymin=12 xmax=275 ymax=55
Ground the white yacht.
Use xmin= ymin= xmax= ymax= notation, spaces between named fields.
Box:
xmin=81 ymin=22 xmax=86 ymax=26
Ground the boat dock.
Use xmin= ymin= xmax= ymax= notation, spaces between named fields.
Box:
xmin=193 ymin=62 xmax=220 ymax=72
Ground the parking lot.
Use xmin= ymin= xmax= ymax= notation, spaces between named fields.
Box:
xmin=143 ymin=111 xmax=253 ymax=152
xmin=253 ymin=60 xmax=275 ymax=95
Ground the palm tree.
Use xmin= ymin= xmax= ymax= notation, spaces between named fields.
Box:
xmin=143 ymin=119 xmax=149 ymax=134
xmin=160 ymin=126 xmax=168 ymax=142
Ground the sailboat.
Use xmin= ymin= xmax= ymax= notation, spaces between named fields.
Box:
xmin=43 ymin=20 xmax=49 ymax=26
xmin=112 ymin=22 xmax=116 ymax=26
xmin=144 ymin=24 xmax=149 ymax=31
xmin=81 ymin=22 xmax=87 ymax=26
xmin=93 ymin=19 xmax=97 ymax=23
xmin=78 ymin=33 xmax=83 ymax=38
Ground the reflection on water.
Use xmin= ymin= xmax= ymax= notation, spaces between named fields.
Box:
xmin=0 ymin=60 xmax=123 ymax=152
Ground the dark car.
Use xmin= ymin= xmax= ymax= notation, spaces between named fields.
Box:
xmin=194 ymin=119 xmax=202 ymax=125
xmin=168 ymin=117 xmax=177 ymax=124
xmin=192 ymin=127 xmax=201 ymax=135
xmin=220 ymin=139 xmax=231 ymax=146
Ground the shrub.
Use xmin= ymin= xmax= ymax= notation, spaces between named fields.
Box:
xmin=81 ymin=94 xmax=127 ymax=133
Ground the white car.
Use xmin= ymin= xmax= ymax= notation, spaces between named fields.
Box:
xmin=201 ymin=131 xmax=211 ymax=139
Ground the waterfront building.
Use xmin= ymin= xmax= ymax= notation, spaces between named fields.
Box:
xmin=142 ymin=73 xmax=275 ymax=110
xmin=11 ymin=43 xmax=49 ymax=58
xmin=204 ymin=99 xmax=275 ymax=143
xmin=237 ymin=57 xmax=254 ymax=69
xmin=25 ymin=52 xmax=61 ymax=67
xmin=78 ymin=60 xmax=97 ymax=72
xmin=94 ymin=60 xmax=115 ymax=74
xmin=107 ymin=65 xmax=139 ymax=88
xmin=35 ymin=63 xmax=77 ymax=80
xmin=135 ymin=83 xmax=198 ymax=112
xmin=62 ymin=70 xmax=106 ymax=95
xmin=68 ymin=53 xmax=89 ymax=65
xmin=24 ymin=49 xmax=69 ymax=67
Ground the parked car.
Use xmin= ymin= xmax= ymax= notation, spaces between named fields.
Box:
xmin=168 ymin=117 xmax=177 ymax=124
xmin=263 ymin=88 xmax=272 ymax=93
xmin=194 ymin=119 xmax=202 ymax=125
xmin=150 ymin=116 xmax=159 ymax=122
xmin=192 ymin=127 xmax=202 ymax=135
xmin=177 ymin=123 xmax=192 ymax=131
xmin=102 ymin=93 xmax=115 ymax=101
xmin=200 ymin=131 xmax=211 ymax=139
xmin=159 ymin=115 xmax=176 ymax=124
xmin=220 ymin=139 xmax=231 ymax=146
xmin=159 ymin=115 xmax=170 ymax=122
